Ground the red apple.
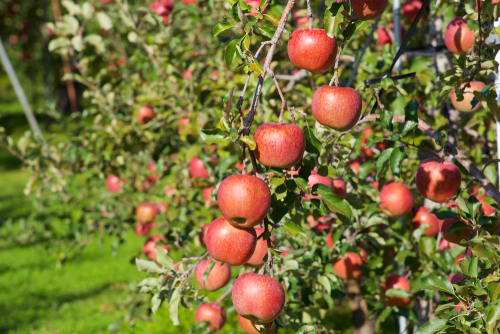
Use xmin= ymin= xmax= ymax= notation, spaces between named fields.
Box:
xmin=142 ymin=235 xmax=170 ymax=261
xmin=136 ymin=203 xmax=157 ymax=224
xmin=379 ymin=182 xmax=414 ymax=217
xmin=416 ymin=158 xmax=462 ymax=203
xmin=246 ymin=228 xmax=274 ymax=267
xmin=449 ymin=273 xmax=468 ymax=284
xmin=377 ymin=23 xmax=406 ymax=46
xmin=254 ymin=123 xmax=306 ymax=169
xmin=199 ymin=224 xmax=210 ymax=247
xmin=106 ymin=174 xmax=123 ymax=193
xmin=287 ymin=29 xmax=337 ymax=74
xmin=412 ymin=207 xmax=439 ymax=237
xmin=217 ymin=175 xmax=271 ymax=228
xmin=455 ymin=249 xmax=473 ymax=265
xmin=194 ymin=303 xmax=226 ymax=331
xmin=238 ymin=314 xmax=275 ymax=334
xmin=202 ymin=186 xmax=215 ymax=203
xmin=245 ymin=0 xmax=266 ymax=16
xmin=165 ymin=186 xmax=176 ymax=198
xmin=478 ymin=195 xmax=496 ymax=216
xmin=306 ymin=171 xmax=333 ymax=200
xmin=351 ymin=0 xmax=388 ymax=20
xmin=381 ymin=274 xmax=411 ymax=307
xmin=332 ymin=178 xmax=347 ymax=198
xmin=182 ymin=0 xmax=197 ymax=4
xmin=206 ymin=218 xmax=257 ymax=266
xmin=189 ymin=156 xmax=212 ymax=179
xmin=184 ymin=69 xmax=193 ymax=80
xmin=332 ymin=252 xmax=364 ymax=280
xmin=134 ymin=222 xmax=152 ymax=236
xmin=439 ymin=217 xmax=473 ymax=245
xmin=307 ymin=215 xmax=336 ymax=228
xmin=149 ymin=0 xmax=174 ymax=17
xmin=312 ymin=86 xmax=362 ymax=132
xmin=402 ymin=0 xmax=423 ymax=21
xmin=232 ymin=273 xmax=285 ymax=323
xmin=292 ymin=9 xmax=309 ymax=28
xmin=137 ymin=105 xmax=154 ymax=124
xmin=97 ymin=0 xmax=114 ymax=3
xmin=450 ymin=81 xmax=485 ymax=113
xmin=195 ymin=260 xmax=231 ymax=292
xmin=444 ymin=18 xmax=474 ymax=55
xmin=361 ymin=127 xmax=387 ymax=157
xmin=438 ymin=238 xmax=457 ymax=253
xmin=156 ymin=201 xmax=169 ymax=214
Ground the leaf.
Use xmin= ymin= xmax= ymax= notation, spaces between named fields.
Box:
xmin=135 ymin=258 xmax=163 ymax=274
xmin=249 ymin=61 xmax=265 ymax=75
xmin=317 ymin=165 xmax=338 ymax=178
xmin=168 ymin=289 xmax=181 ymax=324
xmin=151 ymin=292 xmax=163 ymax=315
xmin=241 ymin=135 xmax=256 ymax=150
xmin=156 ymin=247 xmax=174 ymax=268
xmin=313 ymin=184 xmax=352 ymax=217
xmin=62 ymin=1 xmax=81 ymax=15
xmin=203 ymin=260 xmax=216 ymax=281
xmin=376 ymin=148 xmax=394 ymax=180
xmin=296 ymin=325 xmax=317 ymax=334
xmin=96 ymin=12 xmax=113 ymax=30
xmin=389 ymin=146 xmax=407 ymax=178
xmin=303 ymin=127 xmax=322 ymax=155
xmin=224 ymin=39 xmax=240 ymax=67
xmin=385 ymin=288 xmax=412 ymax=299
xmin=433 ymin=208 xmax=460 ymax=220
xmin=269 ymin=176 xmax=285 ymax=186
xmin=419 ymin=237 xmax=437 ymax=258
xmin=401 ymin=100 xmax=419 ymax=133
xmin=416 ymin=319 xmax=448 ymax=334
xmin=365 ymin=136 xmax=385 ymax=149
xmin=486 ymin=302 xmax=500 ymax=334
xmin=489 ymin=283 xmax=500 ymax=302
xmin=294 ymin=177 xmax=309 ymax=195
xmin=469 ymin=256 xmax=478 ymax=278
xmin=81 ymin=3 xmax=93 ymax=19
xmin=283 ymin=221 xmax=306 ymax=237
xmin=318 ymin=275 xmax=331 ymax=295
xmin=199 ymin=128 xmax=231 ymax=145
xmin=259 ymin=24 xmax=276 ymax=39
xmin=419 ymin=275 xmax=455 ymax=296
xmin=213 ymin=22 xmax=235 ymax=36
xmin=324 ymin=4 xmax=342 ymax=38
xmin=48 ymin=37 xmax=71 ymax=52
xmin=467 ymin=195 xmax=481 ymax=219
xmin=379 ymin=108 xmax=394 ymax=132
xmin=71 ymin=35 xmax=83 ymax=52
xmin=434 ymin=303 xmax=455 ymax=317
xmin=265 ymin=14 xmax=280 ymax=26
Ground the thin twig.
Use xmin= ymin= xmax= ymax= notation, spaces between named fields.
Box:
xmin=216 ymin=284 xmax=233 ymax=303
xmin=481 ymin=159 xmax=500 ymax=173
xmin=267 ymin=68 xmax=294 ymax=124
xmin=461 ymin=0 xmax=483 ymax=93
xmin=329 ymin=38 xmax=346 ymax=87
xmin=306 ymin=0 xmax=313 ymax=28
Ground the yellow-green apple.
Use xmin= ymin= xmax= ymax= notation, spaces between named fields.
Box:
xmin=287 ymin=29 xmax=337 ymax=74
xmin=332 ymin=252 xmax=364 ymax=280
xmin=217 ymin=175 xmax=271 ymax=228
xmin=351 ymin=0 xmax=388 ymax=20
xmin=246 ymin=228 xmax=274 ymax=267
xmin=136 ymin=203 xmax=157 ymax=224
xmin=254 ymin=123 xmax=306 ymax=169
xmin=444 ymin=18 xmax=474 ymax=55
xmin=238 ymin=314 xmax=275 ymax=334
xmin=206 ymin=218 xmax=257 ymax=266
xmin=312 ymin=86 xmax=362 ymax=131
xmin=194 ymin=303 xmax=226 ymax=331
xmin=415 ymin=158 xmax=462 ymax=203
xmin=142 ymin=235 xmax=169 ymax=261
xmin=106 ymin=174 xmax=123 ymax=193
xmin=379 ymin=182 xmax=414 ymax=217
xmin=195 ymin=260 xmax=231 ymax=292
xmin=412 ymin=207 xmax=439 ymax=237
xmin=381 ymin=274 xmax=411 ymax=307
xmin=232 ymin=273 xmax=285 ymax=323
xmin=450 ymin=81 xmax=485 ymax=112
xmin=402 ymin=0 xmax=423 ymax=21
xmin=137 ymin=105 xmax=154 ymax=124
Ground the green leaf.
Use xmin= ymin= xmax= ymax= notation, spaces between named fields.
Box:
xmin=467 ymin=195 xmax=481 ymax=219
xmin=200 ymin=128 xmax=231 ymax=145
xmin=389 ymin=146 xmax=407 ymax=178
xmin=265 ymin=14 xmax=280 ymax=26
xmin=156 ymin=247 xmax=174 ymax=268
xmin=168 ymin=289 xmax=181 ymax=324
xmin=419 ymin=275 xmax=455 ymax=296
xmin=486 ymin=302 xmax=500 ymax=334
xmin=434 ymin=303 xmax=455 ymax=317
xmin=401 ymin=100 xmax=419 ymax=133
xmin=224 ymin=38 xmax=240 ymax=67
xmin=213 ymin=22 xmax=235 ymax=36
xmin=294 ymin=177 xmax=309 ymax=195
xmin=313 ymin=184 xmax=352 ymax=217
xmin=469 ymin=256 xmax=478 ymax=278
xmin=283 ymin=221 xmax=306 ymax=237
xmin=259 ymin=24 xmax=276 ymax=39
xmin=296 ymin=325 xmax=317 ymax=334
xmin=241 ymin=135 xmax=256 ymax=150
xmin=416 ymin=319 xmax=448 ymax=334
xmin=317 ymin=165 xmax=338 ymax=178
xmin=136 ymin=258 xmax=163 ymax=274
xmin=376 ymin=148 xmax=394 ymax=180
xmin=365 ymin=136 xmax=385 ymax=149
xmin=318 ymin=275 xmax=331 ymax=295
xmin=269 ymin=176 xmax=285 ymax=186
xmin=379 ymin=108 xmax=394 ymax=132
xmin=385 ymin=288 xmax=412 ymax=299
xmin=303 ymin=127 xmax=322 ymax=155
xmin=249 ymin=61 xmax=265 ymax=75
xmin=433 ymin=208 xmax=460 ymax=220
xmin=324 ymin=4 xmax=342 ymax=38
xmin=489 ymin=283 xmax=500 ymax=302
xmin=419 ymin=237 xmax=437 ymax=258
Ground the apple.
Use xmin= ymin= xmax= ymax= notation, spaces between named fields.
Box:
xmin=351 ymin=0 xmax=388 ymax=20
xmin=137 ymin=105 xmax=154 ymax=124
xmin=149 ymin=0 xmax=174 ymax=17
xmin=238 ymin=314 xmax=275 ymax=334
xmin=232 ymin=273 xmax=285 ymax=323
xmin=217 ymin=175 xmax=271 ymax=228
xmin=332 ymin=252 xmax=364 ymax=280
xmin=156 ymin=201 xmax=169 ymax=214
xmin=246 ymin=228 xmax=274 ymax=267
xmin=245 ymin=0 xmax=266 ymax=16
xmin=142 ymin=235 xmax=170 ymax=261
xmin=478 ymin=195 xmax=495 ymax=216
xmin=195 ymin=260 xmax=231 ymax=292
xmin=136 ymin=203 xmax=157 ymax=224
xmin=311 ymin=86 xmax=362 ymax=132
xmin=332 ymin=178 xmax=347 ymax=198
xmin=287 ymin=29 xmax=337 ymax=74
xmin=189 ymin=156 xmax=211 ymax=178
xmin=134 ymin=222 xmax=152 ymax=236
xmin=361 ymin=127 xmax=387 ymax=157
xmin=194 ymin=303 xmax=226 ymax=331
xmin=449 ymin=273 xmax=468 ymax=285
xmin=165 ymin=186 xmax=176 ymax=198
xmin=416 ymin=158 xmax=462 ymax=203
xmin=377 ymin=23 xmax=406 ymax=46
xmin=305 ymin=171 xmax=333 ymax=200
xmin=184 ymin=69 xmax=193 ymax=80
xmin=254 ymin=123 xmax=306 ymax=169
xmin=97 ymin=0 xmax=114 ymax=3
xmin=402 ymin=0 xmax=423 ymax=21
xmin=202 ymin=186 xmax=215 ymax=203
xmin=412 ymin=207 xmax=439 ymax=237
xmin=439 ymin=218 xmax=473 ymax=245
xmin=455 ymin=249 xmax=473 ymax=265
xmin=182 ymin=0 xmax=197 ymax=5
xmin=379 ymin=182 xmax=414 ymax=217
xmin=307 ymin=215 xmax=336 ymax=228
xmin=438 ymin=238 xmax=457 ymax=253
xmin=444 ymin=18 xmax=474 ymax=55
xmin=199 ymin=224 xmax=210 ymax=247
xmin=106 ymin=174 xmax=123 ymax=193
xmin=450 ymin=81 xmax=485 ymax=113
xmin=206 ymin=218 xmax=257 ymax=266
xmin=348 ymin=158 xmax=362 ymax=175
xmin=292 ymin=9 xmax=309 ymax=28
xmin=381 ymin=274 xmax=411 ymax=307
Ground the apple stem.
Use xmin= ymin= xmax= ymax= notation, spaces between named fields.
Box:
xmin=306 ymin=0 xmax=313 ymax=28
xmin=373 ymin=88 xmax=385 ymax=111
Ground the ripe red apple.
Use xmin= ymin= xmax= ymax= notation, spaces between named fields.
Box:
xmin=189 ymin=156 xmax=212 ymax=179
xmin=377 ymin=23 xmax=406 ymax=46
xmin=136 ymin=203 xmax=157 ymax=224
xmin=245 ymin=0 xmax=266 ymax=16
xmin=206 ymin=218 xmax=257 ymax=266
xmin=307 ymin=215 xmax=336 ymax=228
xmin=238 ymin=315 xmax=275 ymax=334
xmin=194 ymin=303 xmax=226 ymax=331
xmin=439 ymin=217 xmax=473 ymax=245
xmin=348 ymin=158 xmax=362 ymax=175
xmin=379 ymin=182 xmax=414 ymax=217
xmin=137 ymin=105 xmax=154 ymax=124
xmin=415 ymin=158 xmax=462 ymax=203
xmin=402 ymin=0 xmax=423 ymax=21
xmin=149 ymin=0 xmax=174 ymax=17
xmin=381 ymin=274 xmax=411 ymax=307
xmin=246 ymin=228 xmax=274 ymax=267
xmin=182 ymin=0 xmax=197 ymax=4
xmin=254 ymin=123 xmax=306 ymax=169
xmin=156 ymin=201 xmax=169 ymax=214
xmin=455 ymin=249 xmax=473 ymax=265
xmin=199 ymin=224 xmax=210 ymax=247
xmin=97 ymin=0 xmax=114 ymax=3
xmin=134 ymin=222 xmax=152 ymax=236
xmin=438 ymin=238 xmax=457 ymax=253
xmin=351 ymin=0 xmax=388 ymax=20
xmin=450 ymin=81 xmax=485 ymax=113
xmin=106 ymin=174 xmax=123 ymax=193
xmin=292 ymin=9 xmax=309 ymax=28
xmin=361 ymin=127 xmax=387 ymax=157
xmin=333 ymin=178 xmax=347 ymax=198
xmin=444 ymin=18 xmax=474 ymax=55
xmin=165 ymin=186 xmax=176 ymax=198
xmin=202 ymin=186 xmax=215 ymax=203
xmin=195 ymin=260 xmax=231 ymax=292
xmin=142 ymin=235 xmax=170 ymax=261
xmin=332 ymin=252 xmax=364 ymax=280
xmin=184 ymin=69 xmax=193 ymax=80
xmin=412 ymin=207 xmax=439 ymax=237
xmin=478 ymin=195 xmax=495 ymax=216
xmin=449 ymin=273 xmax=468 ymax=285
xmin=232 ymin=273 xmax=285 ymax=323
xmin=312 ymin=86 xmax=362 ymax=132
xmin=305 ymin=171 xmax=333 ymax=200
xmin=217 ymin=175 xmax=271 ymax=228
xmin=287 ymin=29 xmax=337 ymax=74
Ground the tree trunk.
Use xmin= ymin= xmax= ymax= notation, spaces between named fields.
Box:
xmin=346 ymin=280 xmax=376 ymax=334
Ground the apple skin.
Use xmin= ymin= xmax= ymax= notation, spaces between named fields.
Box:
xmin=415 ymin=158 xmax=462 ymax=203
xmin=351 ymin=0 xmax=388 ymax=20
xmin=287 ymin=28 xmax=337 ymax=74
xmin=412 ymin=207 xmax=439 ymax=237
xmin=379 ymin=182 xmax=414 ymax=217
xmin=137 ymin=105 xmax=155 ymax=124
xmin=438 ymin=238 xmax=457 ymax=253
xmin=206 ymin=218 xmax=257 ymax=266
xmin=238 ymin=315 xmax=275 ymax=334
xmin=361 ymin=127 xmax=387 ymax=157
xmin=333 ymin=178 xmax=347 ymax=198
xmin=202 ymin=187 xmax=215 ymax=203
xmin=246 ymin=228 xmax=274 ymax=267
xmin=232 ymin=273 xmax=285 ymax=323
xmin=217 ymin=175 xmax=271 ymax=228
xmin=307 ymin=215 xmax=336 ymax=228
xmin=182 ymin=0 xmax=197 ymax=4
xmin=245 ymin=0 xmax=267 ymax=16
xmin=439 ymin=218 xmax=473 ymax=245
xmin=194 ymin=303 xmax=226 ymax=331
xmin=199 ymin=224 xmax=210 ymax=247
xmin=106 ymin=174 xmax=122 ymax=193
xmin=455 ymin=249 xmax=473 ymax=265
xmin=377 ymin=23 xmax=406 ymax=46
xmin=254 ymin=123 xmax=306 ymax=169
xmin=402 ymin=0 xmax=423 ymax=21
xmin=332 ymin=253 xmax=364 ymax=280
xmin=478 ymin=195 xmax=495 ymax=216
xmin=312 ymin=86 xmax=362 ymax=132
xmin=189 ymin=156 xmax=212 ymax=179
xmin=449 ymin=273 xmax=468 ymax=285
xmin=306 ymin=171 xmax=333 ymax=200
xmin=444 ymin=18 xmax=474 ymax=55
xmin=450 ymin=81 xmax=485 ymax=113
xmin=142 ymin=235 xmax=170 ymax=262
xmin=292 ymin=9 xmax=309 ymax=28
xmin=195 ymin=260 xmax=231 ymax=292
xmin=136 ymin=203 xmax=157 ymax=224
xmin=381 ymin=274 xmax=411 ymax=307
xmin=134 ymin=222 xmax=152 ymax=236
xmin=97 ymin=0 xmax=114 ymax=3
